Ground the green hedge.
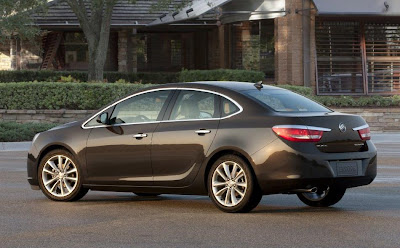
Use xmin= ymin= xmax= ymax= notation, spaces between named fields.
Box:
xmin=178 ymin=69 xmax=265 ymax=83
xmin=0 ymin=69 xmax=266 ymax=84
xmin=0 ymin=82 xmax=154 ymax=110
xmin=275 ymin=84 xmax=400 ymax=107
xmin=0 ymin=122 xmax=58 ymax=142
xmin=0 ymin=70 xmax=178 ymax=84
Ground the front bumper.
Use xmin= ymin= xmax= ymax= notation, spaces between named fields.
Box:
xmin=252 ymin=139 xmax=377 ymax=194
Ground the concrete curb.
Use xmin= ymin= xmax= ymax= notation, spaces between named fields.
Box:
xmin=0 ymin=142 xmax=31 ymax=151
xmin=0 ymin=133 xmax=399 ymax=151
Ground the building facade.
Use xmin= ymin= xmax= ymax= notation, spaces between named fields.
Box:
xmin=1 ymin=0 xmax=400 ymax=95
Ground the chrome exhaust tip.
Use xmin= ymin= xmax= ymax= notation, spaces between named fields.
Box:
xmin=290 ymin=187 xmax=318 ymax=193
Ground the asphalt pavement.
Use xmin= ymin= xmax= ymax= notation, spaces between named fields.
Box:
xmin=0 ymin=134 xmax=399 ymax=247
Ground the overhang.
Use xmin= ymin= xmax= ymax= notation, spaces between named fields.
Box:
xmin=313 ymin=0 xmax=400 ymax=16
xmin=148 ymin=0 xmax=232 ymax=26
xmin=219 ymin=0 xmax=286 ymax=24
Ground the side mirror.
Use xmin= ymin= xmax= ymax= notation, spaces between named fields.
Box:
xmin=96 ymin=112 xmax=109 ymax=125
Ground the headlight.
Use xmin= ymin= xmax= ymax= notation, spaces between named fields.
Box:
xmin=32 ymin=133 xmax=40 ymax=143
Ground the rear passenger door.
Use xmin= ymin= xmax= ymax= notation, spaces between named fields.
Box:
xmin=151 ymin=89 xmax=221 ymax=187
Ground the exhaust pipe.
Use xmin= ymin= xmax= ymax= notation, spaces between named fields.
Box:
xmin=290 ymin=187 xmax=318 ymax=193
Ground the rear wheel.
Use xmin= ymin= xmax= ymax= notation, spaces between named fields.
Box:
xmin=297 ymin=186 xmax=346 ymax=207
xmin=208 ymin=155 xmax=262 ymax=213
xmin=38 ymin=149 xmax=88 ymax=201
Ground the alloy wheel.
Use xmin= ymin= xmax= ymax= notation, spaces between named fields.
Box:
xmin=211 ymin=161 xmax=248 ymax=207
xmin=41 ymin=155 xmax=79 ymax=198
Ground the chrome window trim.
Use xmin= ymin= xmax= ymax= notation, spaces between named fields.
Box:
xmin=81 ymin=87 xmax=243 ymax=130
xmin=273 ymin=125 xmax=332 ymax=132
xmin=352 ymin=124 xmax=369 ymax=131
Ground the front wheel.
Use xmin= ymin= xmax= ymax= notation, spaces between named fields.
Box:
xmin=297 ymin=186 xmax=346 ymax=207
xmin=208 ymin=155 xmax=262 ymax=213
xmin=38 ymin=149 xmax=88 ymax=201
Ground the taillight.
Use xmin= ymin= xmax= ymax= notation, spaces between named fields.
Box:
xmin=357 ymin=127 xmax=371 ymax=140
xmin=272 ymin=125 xmax=330 ymax=142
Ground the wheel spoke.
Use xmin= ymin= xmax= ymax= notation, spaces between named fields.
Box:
xmin=63 ymin=178 xmax=73 ymax=192
xmin=234 ymin=169 xmax=244 ymax=181
xmin=215 ymin=187 xmax=228 ymax=196
xmin=231 ymin=164 xmax=238 ymax=179
xmin=234 ymin=187 xmax=245 ymax=197
xmin=65 ymin=168 xmax=77 ymax=174
xmin=224 ymin=188 xmax=231 ymax=205
xmin=49 ymin=179 xmax=60 ymax=192
xmin=65 ymin=177 xmax=77 ymax=182
xmin=223 ymin=163 xmax=231 ymax=179
xmin=236 ymin=182 xmax=247 ymax=188
xmin=58 ymin=155 xmax=63 ymax=171
xmin=47 ymin=161 xmax=59 ymax=172
xmin=60 ymin=180 xmax=64 ymax=196
xmin=44 ymin=177 xmax=58 ymax=186
xmin=212 ymin=181 xmax=226 ymax=187
xmin=231 ymin=188 xmax=238 ymax=205
xmin=63 ymin=158 xmax=70 ymax=172
xmin=216 ymin=168 xmax=229 ymax=181
xmin=43 ymin=168 xmax=56 ymax=176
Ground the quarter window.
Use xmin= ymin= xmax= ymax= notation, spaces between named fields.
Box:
xmin=110 ymin=90 xmax=171 ymax=124
xmin=221 ymin=98 xmax=240 ymax=117
xmin=170 ymin=91 xmax=218 ymax=120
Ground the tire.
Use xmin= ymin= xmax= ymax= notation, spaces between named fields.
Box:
xmin=134 ymin=193 xmax=161 ymax=197
xmin=297 ymin=186 xmax=346 ymax=207
xmin=38 ymin=149 xmax=88 ymax=201
xmin=208 ymin=155 xmax=262 ymax=213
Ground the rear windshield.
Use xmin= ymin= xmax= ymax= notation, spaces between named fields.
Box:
xmin=243 ymin=89 xmax=331 ymax=113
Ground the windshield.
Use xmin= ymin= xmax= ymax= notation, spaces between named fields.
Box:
xmin=243 ymin=89 xmax=331 ymax=113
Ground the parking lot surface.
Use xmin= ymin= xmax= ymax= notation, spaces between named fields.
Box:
xmin=0 ymin=135 xmax=399 ymax=247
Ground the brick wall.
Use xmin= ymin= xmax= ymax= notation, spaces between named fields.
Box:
xmin=0 ymin=108 xmax=399 ymax=132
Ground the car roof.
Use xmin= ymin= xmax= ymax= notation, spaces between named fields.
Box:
xmin=156 ymin=81 xmax=282 ymax=92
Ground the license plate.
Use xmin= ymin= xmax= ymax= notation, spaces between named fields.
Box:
xmin=337 ymin=161 xmax=359 ymax=176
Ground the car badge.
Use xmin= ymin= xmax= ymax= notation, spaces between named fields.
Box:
xmin=339 ymin=122 xmax=347 ymax=133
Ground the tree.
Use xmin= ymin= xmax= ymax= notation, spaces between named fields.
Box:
xmin=64 ymin=0 xmax=191 ymax=82
xmin=0 ymin=0 xmax=47 ymax=43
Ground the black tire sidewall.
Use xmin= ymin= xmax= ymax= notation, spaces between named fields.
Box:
xmin=207 ymin=155 xmax=261 ymax=213
xmin=38 ymin=149 xmax=86 ymax=201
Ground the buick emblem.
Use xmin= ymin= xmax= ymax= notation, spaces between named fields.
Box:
xmin=339 ymin=123 xmax=347 ymax=133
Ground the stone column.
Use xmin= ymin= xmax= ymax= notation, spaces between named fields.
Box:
xmin=274 ymin=0 xmax=316 ymax=86
xmin=218 ymin=25 xmax=227 ymax=68
xmin=118 ymin=29 xmax=138 ymax=73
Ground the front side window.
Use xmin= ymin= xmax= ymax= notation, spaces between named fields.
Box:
xmin=243 ymin=89 xmax=331 ymax=113
xmin=170 ymin=90 xmax=218 ymax=120
xmin=110 ymin=90 xmax=171 ymax=124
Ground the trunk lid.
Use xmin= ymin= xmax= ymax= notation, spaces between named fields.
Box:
xmin=297 ymin=112 xmax=369 ymax=153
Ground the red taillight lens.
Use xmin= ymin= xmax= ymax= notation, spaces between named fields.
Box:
xmin=357 ymin=127 xmax=371 ymax=140
xmin=272 ymin=126 xmax=324 ymax=142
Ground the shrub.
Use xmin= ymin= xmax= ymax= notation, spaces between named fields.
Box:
xmin=0 ymin=122 xmax=58 ymax=142
xmin=0 ymin=70 xmax=178 ymax=84
xmin=178 ymin=69 xmax=265 ymax=83
xmin=0 ymin=82 xmax=155 ymax=110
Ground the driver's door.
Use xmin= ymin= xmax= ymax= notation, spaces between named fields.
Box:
xmin=85 ymin=90 xmax=174 ymax=186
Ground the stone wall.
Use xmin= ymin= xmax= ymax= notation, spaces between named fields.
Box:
xmin=0 ymin=110 xmax=96 ymax=124
xmin=0 ymin=108 xmax=399 ymax=132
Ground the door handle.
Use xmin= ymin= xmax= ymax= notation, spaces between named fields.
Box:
xmin=195 ymin=129 xmax=211 ymax=135
xmin=133 ymin=133 xmax=148 ymax=139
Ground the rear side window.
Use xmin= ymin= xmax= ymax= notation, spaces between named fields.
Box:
xmin=221 ymin=98 xmax=240 ymax=117
xmin=170 ymin=90 xmax=219 ymax=120
xmin=243 ymin=89 xmax=331 ymax=112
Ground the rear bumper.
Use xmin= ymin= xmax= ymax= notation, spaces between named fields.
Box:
xmin=252 ymin=139 xmax=377 ymax=194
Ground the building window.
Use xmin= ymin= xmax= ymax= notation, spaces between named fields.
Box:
xmin=171 ymin=39 xmax=182 ymax=67
xmin=63 ymin=32 xmax=88 ymax=70
xmin=316 ymin=20 xmax=400 ymax=95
